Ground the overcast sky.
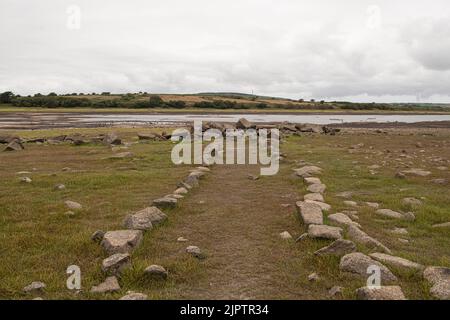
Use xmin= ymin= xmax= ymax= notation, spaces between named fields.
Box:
xmin=1 ymin=0 xmax=450 ymax=102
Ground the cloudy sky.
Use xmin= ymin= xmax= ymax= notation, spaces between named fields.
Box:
xmin=1 ymin=0 xmax=450 ymax=102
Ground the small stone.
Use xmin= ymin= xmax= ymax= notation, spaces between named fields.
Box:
xmin=123 ymin=207 xmax=168 ymax=231
xmin=144 ymin=265 xmax=168 ymax=280
xmin=293 ymin=165 xmax=322 ymax=178
xmin=152 ymin=197 xmax=177 ymax=209
xmin=356 ymin=286 xmax=406 ymax=300
xmin=119 ymin=291 xmax=148 ymax=300
xmin=314 ymin=239 xmax=356 ymax=257
xmin=186 ymin=246 xmax=205 ymax=259
xmin=64 ymin=211 xmax=75 ymax=216
xmin=247 ymin=174 xmax=260 ymax=180
xmin=65 ymin=200 xmax=82 ymax=211
xmin=347 ymin=225 xmax=392 ymax=254
xmin=54 ymin=184 xmax=65 ymax=190
xmin=431 ymin=178 xmax=448 ymax=185
xmin=365 ymin=202 xmax=380 ymax=209
xmin=395 ymin=172 xmax=406 ymax=179
xmin=23 ymin=281 xmax=46 ymax=294
xmin=308 ymin=273 xmax=320 ymax=282
xmin=90 ymin=276 xmax=120 ymax=294
xmin=339 ymin=252 xmax=397 ymax=283
xmin=376 ymin=209 xmax=404 ymax=219
xmin=423 ymin=266 xmax=450 ymax=300
xmin=329 ymin=286 xmax=343 ymax=298
xmin=402 ymin=197 xmax=422 ymax=207
xmin=398 ymin=238 xmax=409 ymax=244
xmin=20 ymin=177 xmax=32 ymax=183
xmin=304 ymin=200 xmax=331 ymax=211
xmin=432 ymin=222 xmax=450 ymax=228
xmin=308 ymin=224 xmax=342 ymax=240
xmin=343 ymin=201 xmax=358 ymax=207
xmin=177 ymin=237 xmax=188 ymax=242
xmin=91 ymin=230 xmax=105 ymax=242
xmin=279 ymin=231 xmax=292 ymax=239
xmin=107 ymin=152 xmax=134 ymax=159
xmin=390 ymin=227 xmax=408 ymax=235
xmin=336 ymin=191 xmax=353 ymax=199
xmin=401 ymin=168 xmax=431 ymax=177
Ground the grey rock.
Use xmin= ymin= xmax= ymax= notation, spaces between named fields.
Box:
xmin=20 ymin=177 xmax=32 ymax=183
xmin=308 ymin=224 xmax=343 ymax=240
xmin=304 ymin=193 xmax=324 ymax=202
xmin=236 ymin=118 xmax=254 ymax=129
xmin=65 ymin=200 xmax=82 ymax=210
xmin=347 ymin=225 xmax=392 ymax=254
xmin=293 ymin=165 xmax=322 ymax=178
xmin=369 ymin=253 xmax=424 ymax=272
xmin=314 ymin=239 xmax=357 ymax=257
xmin=144 ymin=265 xmax=168 ymax=280
xmin=402 ymin=197 xmax=423 ymax=207
xmin=296 ymin=201 xmax=323 ymax=225
xmin=307 ymin=183 xmax=326 ymax=194
xmin=304 ymin=200 xmax=331 ymax=211
xmin=401 ymin=168 xmax=431 ymax=177
xmin=329 ymin=286 xmax=344 ymax=298
xmin=54 ymin=184 xmax=65 ymax=190
xmin=279 ymin=231 xmax=292 ymax=239
xmin=343 ymin=201 xmax=358 ymax=207
xmin=186 ymin=246 xmax=205 ymax=259
xmin=103 ymin=132 xmax=121 ymax=145
xmin=23 ymin=281 xmax=46 ymax=294
xmin=432 ymin=222 xmax=450 ymax=228
xmin=328 ymin=212 xmax=361 ymax=228
xmin=123 ymin=207 xmax=167 ymax=231
xmin=90 ymin=276 xmax=120 ymax=294
xmin=339 ymin=252 xmax=397 ymax=283
xmin=174 ymin=187 xmax=188 ymax=195
xmin=102 ymin=253 xmax=131 ymax=275
xmin=152 ymin=197 xmax=177 ymax=209
xmin=101 ymin=230 xmax=143 ymax=254
xmin=356 ymin=286 xmax=406 ymax=300
xmin=423 ymin=266 xmax=450 ymax=300
xmin=308 ymin=273 xmax=320 ymax=281
xmin=119 ymin=291 xmax=148 ymax=300
xmin=91 ymin=230 xmax=105 ymax=242
xmin=304 ymin=177 xmax=322 ymax=185
xmin=3 ymin=140 xmax=24 ymax=151
xmin=376 ymin=209 xmax=404 ymax=219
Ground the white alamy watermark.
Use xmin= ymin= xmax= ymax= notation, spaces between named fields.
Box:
xmin=366 ymin=265 xmax=381 ymax=289
xmin=66 ymin=5 xmax=81 ymax=30
xmin=66 ymin=265 xmax=81 ymax=290
xmin=171 ymin=121 xmax=280 ymax=176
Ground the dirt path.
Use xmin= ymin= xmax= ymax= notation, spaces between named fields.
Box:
xmin=141 ymin=164 xmax=322 ymax=300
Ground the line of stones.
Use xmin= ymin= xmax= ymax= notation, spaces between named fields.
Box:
xmin=293 ymin=165 xmax=449 ymax=300
xmin=86 ymin=166 xmax=212 ymax=300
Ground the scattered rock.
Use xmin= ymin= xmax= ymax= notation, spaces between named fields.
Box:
xmin=247 ymin=174 xmax=260 ymax=180
xmin=365 ymin=202 xmax=380 ymax=209
xmin=314 ymin=239 xmax=356 ymax=257
xmin=432 ymin=222 xmax=450 ymax=228
xmin=91 ymin=230 xmax=105 ymax=242
xmin=304 ymin=193 xmax=324 ymax=202
xmin=20 ymin=177 xmax=32 ymax=183
xmin=401 ymin=168 xmax=431 ymax=177
xmin=376 ymin=209 xmax=405 ymax=219
xmin=3 ymin=140 xmax=24 ymax=152
xmin=423 ymin=266 xmax=450 ymax=300
xmin=390 ymin=227 xmax=408 ymax=235
xmin=347 ymin=225 xmax=392 ymax=254
xmin=431 ymin=178 xmax=448 ymax=185
xmin=64 ymin=200 xmax=82 ymax=211
xmin=336 ymin=191 xmax=353 ymax=199
xmin=186 ymin=246 xmax=205 ymax=259
xmin=339 ymin=252 xmax=397 ymax=283
xmin=23 ymin=281 xmax=46 ymax=294
xmin=152 ymin=197 xmax=177 ymax=209
xmin=308 ymin=224 xmax=342 ymax=240
xmin=64 ymin=211 xmax=75 ymax=217
xmin=279 ymin=231 xmax=292 ymax=239
xmin=236 ymin=118 xmax=254 ymax=129
xmin=103 ymin=132 xmax=122 ymax=145
xmin=177 ymin=237 xmax=188 ymax=242
xmin=328 ymin=212 xmax=361 ymax=228
xmin=329 ymin=286 xmax=343 ymax=298
xmin=144 ymin=265 xmax=168 ymax=280
xmin=369 ymin=253 xmax=424 ymax=272
xmin=356 ymin=286 xmax=406 ymax=300
xmin=395 ymin=172 xmax=406 ymax=179
xmin=101 ymin=230 xmax=143 ymax=254
xmin=107 ymin=152 xmax=134 ymax=159
xmin=102 ymin=253 xmax=131 ymax=275
xmin=54 ymin=184 xmax=65 ymax=191
xmin=307 ymin=183 xmax=326 ymax=194
xmin=343 ymin=201 xmax=358 ymax=207
xmin=402 ymin=197 xmax=423 ymax=207
xmin=90 ymin=276 xmax=120 ymax=294
xmin=119 ymin=291 xmax=148 ymax=300
xmin=308 ymin=273 xmax=320 ymax=282
xmin=296 ymin=201 xmax=323 ymax=225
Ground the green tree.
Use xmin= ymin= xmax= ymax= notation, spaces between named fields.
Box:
xmin=0 ymin=91 xmax=14 ymax=103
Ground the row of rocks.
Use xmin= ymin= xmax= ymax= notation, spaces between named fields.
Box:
xmin=88 ymin=165 xmax=211 ymax=298
xmin=293 ymin=164 xmax=450 ymax=300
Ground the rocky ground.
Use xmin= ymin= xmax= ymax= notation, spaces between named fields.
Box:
xmin=0 ymin=122 xmax=449 ymax=300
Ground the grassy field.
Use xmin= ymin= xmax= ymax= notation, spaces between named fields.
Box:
xmin=0 ymin=127 xmax=449 ymax=299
